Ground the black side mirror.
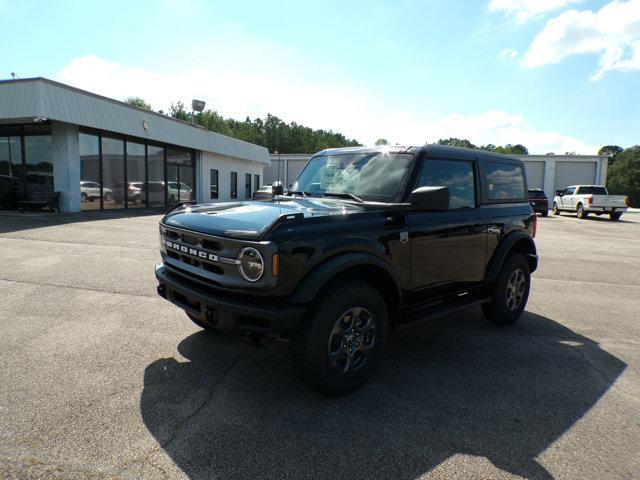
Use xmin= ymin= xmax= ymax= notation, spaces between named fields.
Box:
xmin=410 ymin=186 xmax=449 ymax=211
xmin=272 ymin=181 xmax=284 ymax=196
xmin=556 ymin=190 xmax=563 ymax=196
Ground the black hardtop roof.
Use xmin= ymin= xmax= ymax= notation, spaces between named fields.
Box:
xmin=317 ymin=144 xmax=522 ymax=163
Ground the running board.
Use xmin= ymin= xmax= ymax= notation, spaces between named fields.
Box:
xmin=396 ymin=297 xmax=490 ymax=329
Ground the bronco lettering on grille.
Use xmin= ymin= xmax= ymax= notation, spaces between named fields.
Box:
xmin=164 ymin=240 xmax=219 ymax=262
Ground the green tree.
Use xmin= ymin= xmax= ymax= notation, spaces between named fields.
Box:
xmin=125 ymin=96 xmax=151 ymax=110
xmin=495 ymin=144 xmax=529 ymax=155
xmin=598 ymin=145 xmax=623 ymax=157
xmin=606 ymin=146 xmax=640 ymax=207
xmin=168 ymin=103 xmax=360 ymax=153
xmin=169 ymin=101 xmax=189 ymax=121
xmin=375 ymin=138 xmax=389 ymax=146
xmin=437 ymin=138 xmax=476 ymax=149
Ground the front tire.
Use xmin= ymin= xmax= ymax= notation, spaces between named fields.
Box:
xmin=553 ymin=202 xmax=560 ymax=215
xmin=577 ymin=204 xmax=588 ymax=219
xmin=290 ymin=281 xmax=389 ymax=395
xmin=610 ymin=213 xmax=622 ymax=221
xmin=482 ymin=253 xmax=530 ymax=326
xmin=541 ymin=210 xmax=548 ymax=217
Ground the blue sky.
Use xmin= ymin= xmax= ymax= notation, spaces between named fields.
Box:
xmin=1 ymin=0 xmax=639 ymax=153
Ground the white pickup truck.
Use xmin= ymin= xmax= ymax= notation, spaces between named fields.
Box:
xmin=552 ymin=185 xmax=628 ymax=221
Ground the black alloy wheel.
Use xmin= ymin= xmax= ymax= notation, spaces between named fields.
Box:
xmin=328 ymin=307 xmax=376 ymax=374
xmin=290 ymin=281 xmax=388 ymax=395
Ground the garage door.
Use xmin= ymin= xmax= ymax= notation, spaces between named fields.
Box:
xmin=523 ymin=161 xmax=545 ymax=190
xmin=555 ymin=161 xmax=597 ymax=192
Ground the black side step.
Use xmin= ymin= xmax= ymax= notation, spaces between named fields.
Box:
xmin=396 ymin=297 xmax=490 ymax=329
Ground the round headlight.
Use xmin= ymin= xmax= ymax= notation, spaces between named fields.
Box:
xmin=237 ymin=247 xmax=264 ymax=282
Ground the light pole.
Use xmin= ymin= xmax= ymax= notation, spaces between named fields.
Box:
xmin=191 ymin=99 xmax=205 ymax=124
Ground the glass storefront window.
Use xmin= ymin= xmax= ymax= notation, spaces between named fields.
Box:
xmin=126 ymin=142 xmax=146 ymax=208
xmin=80 ymin=133 xmax=101 ymax=210
xmin=24 ymin=135 xmax=53 ymax=195
xmin=148 ymin=145 xmax=165 ymax=207
xmin=166 ymin=148 xmax=194 ymax=204
xmin=0 ymin=134 xmax=23 ymax=209
xmin=101 ymin=136 xmax=125 ymax=209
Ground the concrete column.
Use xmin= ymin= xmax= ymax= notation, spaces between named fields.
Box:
xmin=51 ymin=122 xmax=80 ymax=212
xmin=542 ymin=157 xmax=557 ymax=197
xmin=597 ymin=156 xmax=608 ymax=186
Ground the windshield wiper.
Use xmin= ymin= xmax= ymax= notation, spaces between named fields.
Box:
xmin=323 ymin=191 xmax=364 ymax=203
xmin=287 ymin=190 xmax=309 ymax=198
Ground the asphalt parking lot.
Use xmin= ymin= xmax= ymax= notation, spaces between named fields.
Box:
xmin=1 ymin=210 xmax=639 ymax=479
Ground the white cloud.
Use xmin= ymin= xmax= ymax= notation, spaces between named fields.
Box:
xmin=57 ymin=55 xmax=595 ymax=154
xmin=522 ymin=0 xmax=640 ymax=80
xmin=500 ymin=48 xmax=519 ymax=59
xmin=488 ymin=0 xmax=581 ymax=24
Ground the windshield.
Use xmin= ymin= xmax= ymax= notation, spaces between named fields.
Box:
xmin=579 ymin=186 xmax=607 ymax=195
xmin=291 ymin=152 xmax=414 ymax=202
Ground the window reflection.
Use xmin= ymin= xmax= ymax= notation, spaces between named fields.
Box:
xmin=24 ymin=135 xmax=53 ymax=195
xmin=101 ymin=137 xmax=125 ymax=209
xmin=80 ymin=133 xmax=101 ymax=210
xmin=126 ymin=142 xmax=146 ymax=208
xmin=419 ymin=159 xmax=476 ymax=209
xmin=148 ymin=145 xmax=165 ymax=207
xmin=0 ymin=134 xmax=23 ymax=209
xmin=485 ymin=162 xmax=525 ymax=200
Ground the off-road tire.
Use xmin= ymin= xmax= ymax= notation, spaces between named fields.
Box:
xmin=577 ymin=204 xmax=588 ymax=219
xmin=610 ymin=213 xmax=622 ymax=221
xmin=290 ymin=281 xmax=389 ymax=395
xmin=481 ymin=253 xmax=530 ymax=326
xmin=553 ymin=202 xmax=560 ymax=215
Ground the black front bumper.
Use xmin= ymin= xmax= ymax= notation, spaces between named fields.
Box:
xmin=155 ymin=264 xmax=305 ymax=335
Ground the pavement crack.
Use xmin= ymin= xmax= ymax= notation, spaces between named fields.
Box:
xmin=161 ymin=345 xmax=250 ymax=449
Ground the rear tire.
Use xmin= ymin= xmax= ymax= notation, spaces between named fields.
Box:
xmin=541 ymin=210 xmax=548 ymax=217
xmin=610 ymin=213 xmax=622 ymax=221
xmin=553 ymin=202 xmax=560 ymax=215
xmin=482 ymin=253 xmax=530 ymax=326
xmin=290 ymin=281 xmax=388 ymax=395
xmin=577 ymin=204 xmax=588 ymax=219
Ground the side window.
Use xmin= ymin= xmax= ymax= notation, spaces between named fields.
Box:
xmin=230 ymin=172 xmax=237 ymax=199
xmin=210 ymin=169 xmax=218 ymax=199
xmin=418 ymin=159 xmax=475 ymax=209
xmin=568 ymin=186 xmax=576 ymax=195
xmin=485 ymin=162 xmax=525 ymax=200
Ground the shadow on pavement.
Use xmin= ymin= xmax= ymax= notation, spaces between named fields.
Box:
xmin=140 ymin=311 xmax=625 ymax=479
xmin=0 ymin=209 xmax=165 ymax=234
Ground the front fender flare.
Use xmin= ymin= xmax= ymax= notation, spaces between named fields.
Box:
xmin=290 ymin=252 xmax=401 ymax=305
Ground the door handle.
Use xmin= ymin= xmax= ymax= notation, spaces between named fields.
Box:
xmin=487 ymin=226 xmax=501 ymax=235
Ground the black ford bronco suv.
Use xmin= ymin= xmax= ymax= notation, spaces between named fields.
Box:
xmin=156 ymin=145 xmax=538 ymax=394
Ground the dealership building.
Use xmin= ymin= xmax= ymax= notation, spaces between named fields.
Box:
xmin=266 ymin=152 xmax=609 ymax=199
xmin=0 ymin=78 xmax=270 ymax=212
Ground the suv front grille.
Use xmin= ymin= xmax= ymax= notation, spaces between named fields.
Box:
xmin=161 ymin=226 xmax=241 ymax=281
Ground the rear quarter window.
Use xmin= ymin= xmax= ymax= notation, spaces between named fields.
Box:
xmin=485 ymin=162 xmax=525 ymax=200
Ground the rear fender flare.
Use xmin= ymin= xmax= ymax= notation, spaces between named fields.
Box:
xmin=485 ymin=231 xmax=537 ymax=283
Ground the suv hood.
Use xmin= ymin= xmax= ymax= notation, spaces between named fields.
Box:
xmin=162 ymin=198 xmax=365 ymax=240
